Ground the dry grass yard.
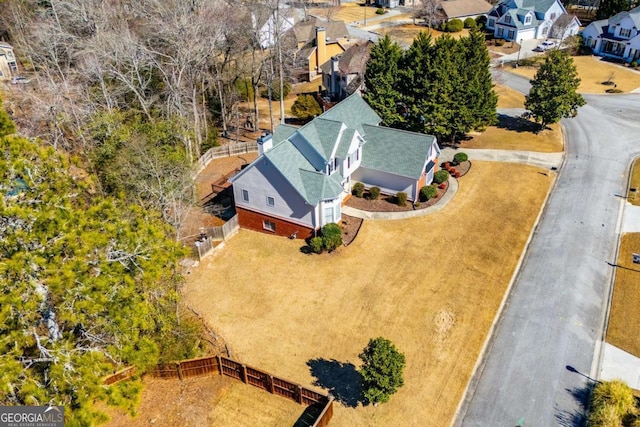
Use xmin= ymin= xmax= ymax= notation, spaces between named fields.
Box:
xmin=508 ymin=55 xmax=640 ymax=93
xmin=607 ymin=233 xmax=640 ymax=359
xmin=495 ymin=84 xmax=526 ymax=109
xmin=379 ymin=24 xmax=470 ymax=46
xmin=627 ymin=158 xmax=640 ymax=206
xmin=460 ymin=121 xmax=563 ymax=152
xmin=183 ymin=161 xmax=554 ymax=427
xmin=308 ymin=3 xmax=413 ymax=26
xmin=103 ymin=375 xmax=302 ymax=427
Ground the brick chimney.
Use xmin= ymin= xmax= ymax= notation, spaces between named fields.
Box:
xmin=316 ymin=27 xmax=327 ymax=70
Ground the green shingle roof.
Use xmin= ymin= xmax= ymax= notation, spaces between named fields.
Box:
xmin=336 ymin=128 xmax=356 ymax=158
xmin=264 ymin=137 xmax=344 ymax=205
xmin=272 ymin=124 xmax=298 ymax=143
xmin=360 ymin=124 xmax=435 ymax=179
xmin=298 ymin=118 xmax=343 ymax=160
xmin=319 ymin=94 xmax=381 ymax=135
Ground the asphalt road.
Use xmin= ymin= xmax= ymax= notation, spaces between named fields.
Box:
xmin=456 ymin=73 xmax=640 ymax=426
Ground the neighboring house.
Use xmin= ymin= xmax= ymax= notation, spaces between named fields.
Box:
xmin=292 ymin=18 xmax=349 ymax=81
xmin=582 ymin=6 xmax=640 ymax=63
xmin=230 ymin=94 xmax=441 ymax=239
xmin=373 ymin=0 xmax=400 ymax=7
xmin=486 ymin=0 xmax=580 ymax=41
xmin=439 ymin=0 xmax=493 ymax=22
xmin=321 ymin=41 xmax=372 ymax=101
xmin=0 ymin=42 xmax=18 ymax=81
xmin=253 ymin=6 xmax=296 ymax=49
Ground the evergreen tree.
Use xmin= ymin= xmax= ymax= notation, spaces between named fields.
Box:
xmin=363 ymin=34 xmax=404 ymax=127
xmin=525 ymin=50 xmax=585 ymax=130
xmin=399 ymin=31 xmax=435 ymax=133
xmin=291 ymin=94 xmax=323 ymax=120
xmin=0 ymin=109 xmax=202 ymax=424
xmin=358 ymin=337 xmax=406 ymax=405
xmin=462 ymin=27 xmax=498 ymax=131
xmin=0 ymin=98 xmax=15 ymax=137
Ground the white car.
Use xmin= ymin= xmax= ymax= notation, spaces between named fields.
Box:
xmin=534 ymin=40 xmax=557 ymax=52
xmin=11 ymin=76 xmax=30 ymax=84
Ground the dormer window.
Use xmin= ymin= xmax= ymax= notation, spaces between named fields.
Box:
xmin=525 ymin=15 xmax=531 ymax=24
xmin=505 ymin=15 xmax=512 ymax=24
xmin=620 ymin=28 xmax=631 ymax=38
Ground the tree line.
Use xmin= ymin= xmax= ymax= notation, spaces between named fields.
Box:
xmin=363 ymin=28 xmax=498 ymax=144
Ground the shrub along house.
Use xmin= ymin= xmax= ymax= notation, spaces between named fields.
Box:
xmin=229 ymin=94 xmax=441 ymax=239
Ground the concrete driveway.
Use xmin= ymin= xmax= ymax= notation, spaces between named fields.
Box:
xmin=456 ymin=71 xmax=640 ymax=426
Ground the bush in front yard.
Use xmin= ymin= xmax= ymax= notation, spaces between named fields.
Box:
xmin=453 ymin=152 xmax=468 ymax=165
xmin=310 ymin=237 xmax=324 ymax=254
xmin=352 ymin=182 xmax=365 ymax=198
xmin=396 ymin=192 xmax=407 ymax=207
xmin=446 ymin=19 xmax=463 ymax=33
xmin=321 ymin=223 xmax=343 ymax=252
xmin=369 ymin=186 xmax=381 ymax=200
xmin=464 ymin=17 xmax=476 ymax=29
xmin=420 ymin=185 xmax=437 ymax=201
xmin=433 ymin=169 xmax=449 ymax=184
xmin=376 ymin=7 xmax=385 ymax=14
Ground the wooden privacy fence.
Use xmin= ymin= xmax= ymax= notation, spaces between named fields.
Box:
xmin=149 ymin=355 xmax=333 ymax=427
xmin=194 ymin=142 xmax=258 ymax=176
xmin=103 ymin=366 xmax=136 ymax=385
xmin=194 ymin=214 xmax=239 ymax=260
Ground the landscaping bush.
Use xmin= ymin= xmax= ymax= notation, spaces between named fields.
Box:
xmin=321 ymin=223 xmax=343 ymax=252
xmin=352 ymin=182 xmax=365 ymax=198
xmin=369 ymin=186 xmax=381 ymax=200
xmin=376 ymin=7 xmax=385 ymax=14
xmin=420 ymin=185 xmax=437 ymax=202
xmin=359 ymin=337 xmax=406 ymax=405
xmin=446 ymin=19 xmax=463 ymax=33
xmin=495 ymin=38 xmax=505 ymax=47
xmin=632 ymin=60 xmax=639 ymax=68
xmin=260 ymin=81 xmax=291 ymax=101
xmin=396 ymin=192 xmax=407 ymax=207
xmin=291 ymin=94 xmax=322 ymax=120
xmin=453 ymin=152 xmax=468 ymax=165
xmin=309 ymin=237 xmax=324 ymax=254
xmin=433 ymin=169 xmax=450 ymax=184
xmin=590 ymin=380 xmax=638 ymax=420
xmin=463 ymin=17 xmax=476 ymax=29
xmin=475 ymin=15 xmax=487 ymax=29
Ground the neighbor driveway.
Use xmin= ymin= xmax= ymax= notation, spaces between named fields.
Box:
xmin=456 ymin=72 xmax=640 ymax=426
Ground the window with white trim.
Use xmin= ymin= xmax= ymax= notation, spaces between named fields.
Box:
xmin=497 ymin=28 xmax=504 ymax=37
xmin=266 ymin=196 xmax=275 ymax=207
xmin=263 ymin=220 xmax=276 ymax=231
xmin=550 ymin=13 xmax=556 ymax=20
xmin=488 ymin=18 xmax=495 ymax=27
xmin=525 ymin=15 xmax=531 ymax=24
xmin=504 ymin=15 xmax=511 ymax=24
xmin=508 ymin=30 xmax=515 ymax=39
xmin=242 ymin=189 xmax=249 ymax=202
xmin=620 ymin=28 xmax=631 ymax=38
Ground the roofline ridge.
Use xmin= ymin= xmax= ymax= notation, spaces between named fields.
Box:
xmin=362 ymin=123 xmax=437 ymax=140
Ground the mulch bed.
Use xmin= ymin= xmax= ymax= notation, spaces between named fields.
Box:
xmin=341 ymin=214 xmax=363 ymax=246
xmin=344 ymin=161 xmax=471 ymax=214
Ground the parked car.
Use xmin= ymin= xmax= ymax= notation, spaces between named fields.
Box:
xmin=533 ymin=40 xmax=557 ymax=52
xmin=11 ymin=76 xmax=30 ymax=84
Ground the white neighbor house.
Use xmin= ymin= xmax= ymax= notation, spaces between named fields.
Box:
xmin=0 ymin=43 xmax=18 ymax=81
xmin=230 ymin=94 xmax=441 ymax=239
xmin=487 ymin=0 xmax=580 ymax=41
xmin=582 ymin=6 xmax=640 ymax=63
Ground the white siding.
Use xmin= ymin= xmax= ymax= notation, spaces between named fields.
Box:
xmin=351 ymin=167 xmax=419 ymax=201
xmin=233 ymin=158 xmax=315 ymax=228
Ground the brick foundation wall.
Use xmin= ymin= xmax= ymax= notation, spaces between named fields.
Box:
xmin=236 ymin=207 xmax=315 ymax=240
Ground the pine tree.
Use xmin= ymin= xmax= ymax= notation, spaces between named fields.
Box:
xmin=399 ymin=31 xmax=434 ymax=133
xmin=525 ymin=50 xmax=585 ymax=130
xmin=0 ymin=109 xmax=201 ymax=424
xmin=291 ymin=94 xmax=323 ymax=120
xmin=363 ymin=34 xmax=404 ymax=127
xmin=462 ymin=27 xmax=498 ymax=131
xmin=596 ymin=0 xmax=638 ymax=20
xmin=358 ymin=337 xmax=406 ymax=405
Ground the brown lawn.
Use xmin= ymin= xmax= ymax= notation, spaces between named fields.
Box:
xmin=103 ymin=376 xmax=302 ymax=427
xmin=183 ymin=161 xmax=554 ymax=427
xmin=627 ymin=158 xmax=640 ymax=206
xmin=508 ymin=55 xmax=640 ymax=93
xmin=460 ymin=122 xmax=563 ymax=152
xmin=308 ymin=3 xmax=413 ymax=27
xmin=607 ymin=233 xmax=640 ymax=359
xmin=379 ymin=24 xmax=470 ymax=46
xmin=496 ymin=84 xmax=526 ymax=109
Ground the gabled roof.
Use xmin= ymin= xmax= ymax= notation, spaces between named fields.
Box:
xmin=298 ymin=118 xmax=344 ymax=160
xmin=360 ymin=124 xmax=435 ymax=180
xmin=320 ymin=41 xmax=373 ymax=75
xmin=501 ymin=8 xmax=540 ymax=28
xmin=439 ymin=0 xmax=493 ymax=19
xmin=319 ymin=93 xmax=382 ymax=135
xmin=491 ymin=0 xmax=559 ymax=17
xmin=609 ymin=5 xmax=640 ymax=28
xmin=273 ymin=124 xmax=298 ymax=142
xmin=292 ymin=18 xmax=349 ymax=44
xmin=261 ymin=137 xmax=344 ymax=205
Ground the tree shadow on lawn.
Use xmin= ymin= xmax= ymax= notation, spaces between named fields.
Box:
xmin=496 ymin=113 xmax=547 ymax=133
xmin=307 ymin=358 xmax=363 ymax=408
